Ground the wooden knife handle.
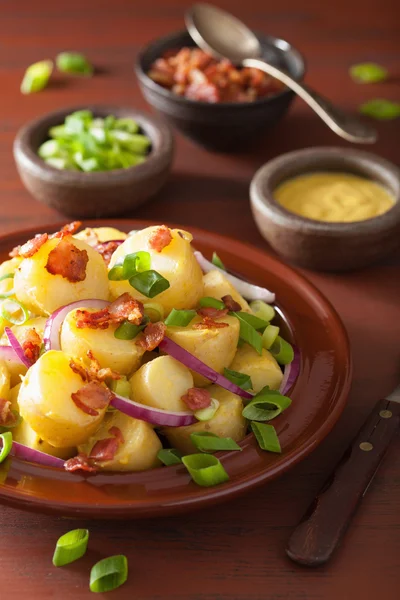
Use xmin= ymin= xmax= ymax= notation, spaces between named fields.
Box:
xmin=286 ymin=399 xmax=400 ymax=567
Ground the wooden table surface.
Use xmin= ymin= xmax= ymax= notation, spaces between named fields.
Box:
xmin=1 ymin=0 xmax=399 ymax=598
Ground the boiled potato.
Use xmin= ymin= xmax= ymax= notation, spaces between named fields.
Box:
xmin=60 ymin=308 xmax=145 ymax=375
xmin=13 ymin=418 xmax=75 ymax=460
xmin=0 ymin=256 xmax=22 ymax=279
xmin=109 ymin=226 xmax=203 ymax=314
xmin=230 ymin=343 xmax=283 ymax=392
xmin=202 ymin=270 xmax=251 ymax=313
xmin=14 ymin=237 xmax=109 ymax=316
xmin=130 ymin=355 xmax=193 ymax=412
xmin=78 ymin=411 xmax=162 ymax=471
xmin=74 ymin=226 xmax=128 ymax=244
xmin=8 ymin=383 xmax=21 ymax=411
xmin=18 ymin=350 xmax=108 ymax=447
xmin=0 ymin=360 xmax=10 ymax=399
xmin=165 ymin=315 xmax=240 ymax=386
xmin=164 ymin=385 xmax=247 ymax=454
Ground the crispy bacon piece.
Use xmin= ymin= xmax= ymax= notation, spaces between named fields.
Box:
xmin=89 ymin=436 xmax=121 ymax=462
xmin=149 ymin=225 xmax=173 ymax=252
xmin=19 ymin=233 xmax=49 ymax=259
xmin=94 ymin=241 xmax=122 ymax=265
xmin=75 ymin=293 xmax=144 ymax=330
xmin=193 ymin=316 xmax=229 ymax=330
xmin=21 ymin=328 xmax=42 ymax=364
xmin=222 ymin=294 xmax=242 ymax=312
xmin=181 ymin=387 xmax=212 ymax=411
xmin=197 ymin=307 xmax=229 ymax=319
xmin=0 ymin=398 xmax=16 ymax=427
xmin=136 ymin=321 xmax=166 ymax=351
xmin=70 ymin=351 xmax=120 ymax=384
xmin=64 ymin=453 xmax=97 ymax=473
xmin=45 ymin=238 xmax=88 ymax=282
xmin=71 ymin=381 xmax=113 ymax=416
xmin=109 ymin=426 xmax=125 ymax=444
xmin=52 ymin=221 xmax=82 ymax=239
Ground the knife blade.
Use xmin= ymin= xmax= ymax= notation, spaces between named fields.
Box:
xmin=286 ymin=385 xmax=400 ymax=567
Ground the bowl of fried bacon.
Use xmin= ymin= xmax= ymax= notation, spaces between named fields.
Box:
xmin=135 ymin=30 xmax=305 ymax=152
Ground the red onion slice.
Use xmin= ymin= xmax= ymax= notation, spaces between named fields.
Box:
xmin=194 ymin=251 xmax=276 ymax=303
xmin=279 ymin=345 xmax=300 ymax=396
xmin=4 ymin=327 xmax=31 ymax=368
xmin=44 ymin=299 xmax=110 ymax=352
xmin=110 ymin=393 xmax=196 ymax=427
xmin=159 ymin=337 xmax=254 ymax=400
xmin=0 ymin=344 xmax=25 ymax=365
xmin=95 ymin=239 xmax=125 ymax=248
xmin=10 ymin=441 xmax=65 ymax=468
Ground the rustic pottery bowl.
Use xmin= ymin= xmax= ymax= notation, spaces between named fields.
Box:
xmin=250 ymin=147 xmax=400 ymax=271
xmin=135 ymin=30 xmax=305 ymax=152
xmin=13 ymin=105 xmax=174 ymax=218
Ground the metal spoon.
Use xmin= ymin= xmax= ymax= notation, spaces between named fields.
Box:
xmin=185 ymin=3 xmax=377 ymax=144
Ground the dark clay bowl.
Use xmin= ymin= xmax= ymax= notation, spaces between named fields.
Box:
xmin=135 ymin=30 xmax=305 ymax=152
xmin=13 ymin=105 xmax=174 ymax=218
xmin=250 ymin=147 xmax=400 ymax=271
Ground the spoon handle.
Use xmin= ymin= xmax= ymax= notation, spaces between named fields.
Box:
xmin=243 ymin=58 xmax=377 ymax=144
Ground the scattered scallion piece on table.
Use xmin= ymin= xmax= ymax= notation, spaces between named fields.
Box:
xmin=249 ymin=300 xmax=275 ymax=322
xmin=242 ymin=387 xmax=292 ymax=422
xmin=182 ymin=454 xmax=229 ymax=487
xmin=194 ymin=398 xmax=220 ymax=421
xmin=157 ymin=448 xmax=183 ymax=466
xmin=211 ymin=252 xmax=226 ymax=270
xmin=20 ymin=60 xmax=53 ymax=94
xmin=0 ymin=432 xmax=12 ymax=464
xmin=89 ymin=555 xmax=128 ymax=593
xmin=52 ymin=529 xmax=89 ymax=567
xmin=165 ymin=309 xmax=197 ymax=327
xmin=251 ymin=422 xmax=281 ymax=453
xmin=190 ymin=431 xmax=242 ymax=453
xmin=223 ymin=367 xmax=253 ymax=391
xmin=129 ymin=270 xmax=170 ymax=299
xmin=56 ymin=52 xmax=93 ymax=76
xmin=262 ymin=324 xmax=280 ymax=350
xmin=359 ymin=99 xmax=400 ymax=120
xmin=270 ymin=336 xmax=294 ymax=365
xmin=349 ymin=63 xmax=388 ymax=84
xmin=199 ymin=296 xmax=226 ymax=310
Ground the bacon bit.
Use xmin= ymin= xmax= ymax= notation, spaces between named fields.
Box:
xmin=89 ymin=431 xmax=124 ymax=462
xmin=9 ymin=246 xmax=21 ymax=258
xmin=109 ymin=426 xmax=125 ymax=444
xmin=78 ymin=227 xmax=99 ymax=247
xmin=193 ymin=316 xmax=229 ymax=330
xmin=21 ymin=328 xmax=41 ymax=364
xmin=45 ymin=238 xmax=88 ymax=282
xmin=181 ymin=387 xmax=212 ymax=411
xmin=71 ymin=381 xmax=113 ymax=416
xmin=0 ymin=398 xmax=16 ymax=427
xmin=64 ymin=453 xmax=97 ymax=473
xmin=149 ymin=225 xmax=173 ymax=252
xmin=136 ymin=321 xmax=166 ymax=351
xmin=94 ymin=241 xmax=121 ymax=266
xmin=19 ymin=233 xmax=49 ymax=259
xmin=197 ymin=307 xmax=229 ymax=319
xmin=70 ymin=351 xmax=120 ymax=384
xmin=52 ymin=221 xmax=82 ymax=239
xmin=75 ymin=293 xmax=144 ymax=330
xmin=222 ymin=294 xmax=242 ymax=312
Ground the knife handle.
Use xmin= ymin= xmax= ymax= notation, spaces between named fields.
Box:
xmin=286 ymin=399 xmax=400 ymax=567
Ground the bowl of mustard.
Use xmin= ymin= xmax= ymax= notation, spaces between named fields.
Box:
xmin=250 ymin=147 xmax=400 ymax=271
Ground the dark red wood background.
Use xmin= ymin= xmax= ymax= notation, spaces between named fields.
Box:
xmin=1 ymin=1 xmax=399 ymax=598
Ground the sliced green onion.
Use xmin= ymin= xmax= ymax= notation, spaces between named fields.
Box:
xmin=164 ymin=309 xmax=196 ymax=327
xmin=52 ymin=529 xmax=89 ymax=567
xmin=109 ymin=376 xmax=131 ymax=398
xmin=223 ymin=367 xmax=253 ymax=391
xmin=249 ymin=300 xmax=275 ymax=322
xmin=270 ymin=336 xmax=294 ymax=365
xmin=114 ymin=320 xmax=146 ymax=340
xmin=350 ymin=63 xmax=388 ymax=84
xmin=0 ymin=410 xmax=22 ymax=431
xmin=129 ymin=270 xmax=170 ymax=299
xmin=212 ymin=252 xmax=226 ymax=270
xmin=251 ymin=422 xmax=281 ymax=453
xmin=194 ymin=398 xmax=220 ymax=421
xmin=262 ymin=324 xmax=280 ymax=350
xmin=190 ymin=431 xmax=242 ymax=453
xmin=231 ymin=312 xmax=262 ymax=355
xmin=1 ymin=299 xmax=29 ymax=325
xmin=56 ymin=52 xmax=93 ymax=76
xmin=114 ymin=118 xmax=140 ymax=134
xmin=157 ymin=448 xmax=183 ymax=466
xmin=144 ymin=302 xmax=164 ymax=322
xmin=198 ymin=296 xmax=225 ymax=310
xmin=122 ymin=251 xmax=151 ymax=278
xmin=20 ymin=60 xmax=53 ymax=94
xmin=182 ymin=454 xmax=229 ymax=487
xmin=242 ymin=387 xmax=292 ymax=422
xmin=359 ymin=99 xmax=400 ymax=120
xmin=0 ymin=432 xmax=12 ymax=463
xmin=90 ymin=555 xmax=128 ymax=593
xmin=231 ymin=311 xmax=269 ymax=332
xmin=0 ymin=274 xmax=15 ymax=299
xmin=108 ymin=264 xmax=125 ymax=281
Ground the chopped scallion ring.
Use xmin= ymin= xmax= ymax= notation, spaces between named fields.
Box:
xmin=20 ymin=60 xmax=53 ymax=94
xmin=0 ymin=432 xmax=13 ymax=464
xmin=109 ymin=377 xmax=131 ymax=399
xmin=231 ymin=312 xmax=263 ymax=355
xmin=122 ymin=251 xmax=151 ymax=278
xmin=190 ymin=431 xmax=242 ymax=453
xmin=249 ymin=300 xmax=275 ymax=322
xmin=52 ymin=529 xmax=89 ymax=567
xmin=129 ymin=270 xmax=170 ymax=299
xmin=182 ymin=453 xmax=229 ymax=487
xmin=270 ymin=336 xmax=294 ymax=365
xmin=251 ymin=422 xmax=281 ymax=453
xmin=1 ymin=299 xmax=29 ymax=325
xmin=198 ymin=296 xmax=225 ymax=310
xmin=231 ymin=311 xmax=269 ymax=331
xmin=114 ymin=319 xmax=146 ymax=340
xmin=143 ymin=302 xmax=164 ymax=322
xmin=90 ymin=555 xmax=128 ymax=593
xmin=0 ymin=273 xmax=15 ymax=299
xmin=56 ymin=52 xmax=93 ymax=76
xmin=194 ymin=398 xmax=220 ymax=421
xmin=157 ymin=448 xmax=183 ymax=466
xmin=349 ymin=63 xmax=388 ymax=84
xmin=223 ymin=367 xmax=253 ymax=391
xmin=262 ymin=324 xmax=280 ymax=350
xmin=242 ymin=387 xmax=292 ymax=422
xmin=211 ymin=252 xmax=226 ymax=270
xmin=164 ymin=309 xmax=196 ymax=327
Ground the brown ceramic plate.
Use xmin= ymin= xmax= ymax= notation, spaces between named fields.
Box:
xmin=0 ymin=219 xmax=351 ymax=518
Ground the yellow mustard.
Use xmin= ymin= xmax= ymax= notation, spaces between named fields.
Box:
xmin=274 ymin=172 xmax=394 ymax=223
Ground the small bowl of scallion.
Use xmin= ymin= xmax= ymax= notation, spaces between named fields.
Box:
xmin=13 ymin=105 xmax=174 ymax=218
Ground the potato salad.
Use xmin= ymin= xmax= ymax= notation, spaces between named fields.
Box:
xmin=0 ymin=223 xmax=298 ymax=486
